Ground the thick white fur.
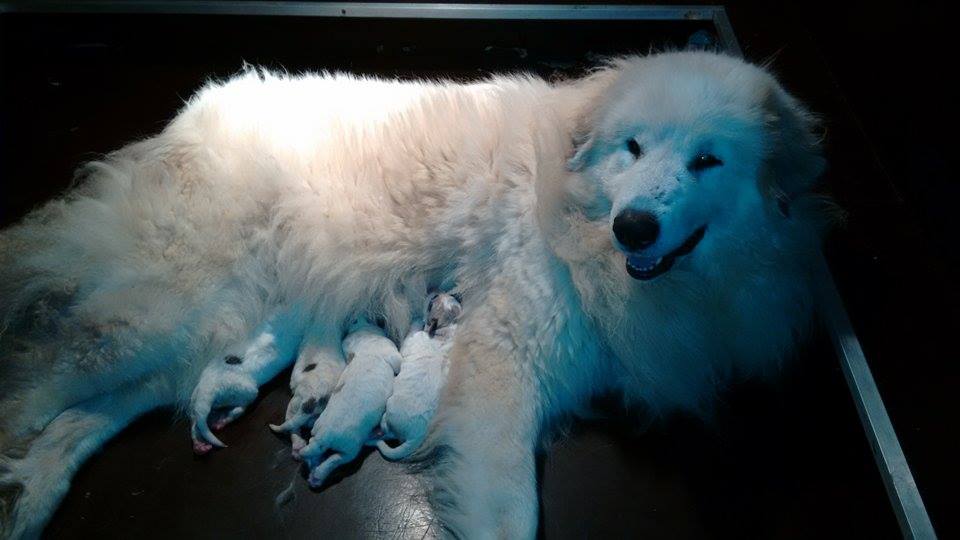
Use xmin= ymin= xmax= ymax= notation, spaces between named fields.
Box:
xmin=0 ymin=51 xmax=826 ymax=538
xmin=299 ymin=319 xmax=401 ymax=486
xmin=378 ymin=294 xmax=460 ymax=460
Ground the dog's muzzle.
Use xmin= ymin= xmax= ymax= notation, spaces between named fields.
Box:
xmin=624 ymin=226 xmax=707 ymax=280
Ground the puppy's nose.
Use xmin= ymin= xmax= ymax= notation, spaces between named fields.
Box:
xmin=613 ymin=209 xmax=660 ymax=251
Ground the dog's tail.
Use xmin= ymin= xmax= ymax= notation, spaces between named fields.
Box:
xmin=376 ymin=437 xmax=422 ymax=461
xmin=267 ymin=411 xmax=314 ymax=435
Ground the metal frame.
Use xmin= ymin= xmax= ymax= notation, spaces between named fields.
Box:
xmin=0 ymin=1 xmax=741 ymax=55
xmin=0 ymin=1 xmax=930 ymax=536
xmin=815 ymin=256 xmax=936 ymax=539
xmin=1 ymin=1 xmax=711 ymax=19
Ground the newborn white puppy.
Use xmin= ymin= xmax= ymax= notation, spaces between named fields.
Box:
xmin=268 ymin=341 xmax=347 ymax=459
xmin=299 ymin=317 xmax=402 ymax=487
xmin=377 ymin=293 xmax=461 ymax=460
xmin=190 ymin=306 xmax=306 ymax=454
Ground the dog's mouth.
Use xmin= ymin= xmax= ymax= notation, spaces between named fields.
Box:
xmin=625 ymin=226 xmax=707 ymax=281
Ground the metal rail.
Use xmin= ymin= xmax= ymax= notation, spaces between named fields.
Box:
xmin=815 ymin=256 xmax=936 ymax=539
xmin=0 ymin=2 xmax=742 ymax=57
xmin=0 ymin=2 xmax=716 ymax=20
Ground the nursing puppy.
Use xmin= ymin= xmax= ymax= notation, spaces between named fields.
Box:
xmin=189 ymin=305 xmax=306 ymax=453
xmin=0 ymin=51 xmax=826 ymax=538
xmin=269 ymin=340 xmax=347 ymax=458
xmin=297 ymin=318 xmax=402 ymax=487
xmin=378 ymin=293 xmax=461 ymax=460
xmin=423 ymin=292 xmax=462 ymax=342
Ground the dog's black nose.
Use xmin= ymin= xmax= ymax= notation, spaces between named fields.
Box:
xmin=613 ymin=209 xmax=660 ymax=251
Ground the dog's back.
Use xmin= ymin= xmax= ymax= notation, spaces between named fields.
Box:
xmin=0 ymin=68 xmax=568 ymax=440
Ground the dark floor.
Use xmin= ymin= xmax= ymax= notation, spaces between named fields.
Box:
xmin=1 ymin=1 xmax=956 ymax=538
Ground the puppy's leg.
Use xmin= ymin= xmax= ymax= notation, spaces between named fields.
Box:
xmin=429 ymin=336 xmax=540 ymax=540
xmin=306 ymin=452 xmax=346 ymax=489
xmin=0 ymin=374 xmax=175 ymax=539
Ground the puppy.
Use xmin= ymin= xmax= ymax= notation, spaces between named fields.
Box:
xmin=297 ymin=318 xmax=401 ymax=487
xmin=268 ymin=340 xmax=347 ymax=459
xmin=377 ymin=293 xmax=461 ymax=460
xmin=190 ymin=305 xmax=306 ymax=454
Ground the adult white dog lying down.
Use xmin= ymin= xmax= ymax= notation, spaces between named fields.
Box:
xmin=0 ymin=51 xmax=827 ymax=538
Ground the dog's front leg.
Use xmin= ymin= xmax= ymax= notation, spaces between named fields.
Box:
xmin=431 ymin=324 xmax=541 ymax=539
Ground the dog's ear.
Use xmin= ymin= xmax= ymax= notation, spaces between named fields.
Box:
xmin=760 ymin=81 xmax=825 ymax=212
xmin=566 ymin=132 xmax=598 ymax=172
xmin=565 ymin=65 xmax=622 ymax=173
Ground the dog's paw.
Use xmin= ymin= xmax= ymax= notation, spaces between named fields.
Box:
xmin=0 ymin=474 xmax=25 ymax=540
xmin=0 ymin=453 xmax=69 ymax=539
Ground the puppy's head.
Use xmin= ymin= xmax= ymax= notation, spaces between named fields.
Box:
xmin=556 ymin=51 xmax=825 ymax=283
xmin=423 ymin=292 xmax=462 ymax=337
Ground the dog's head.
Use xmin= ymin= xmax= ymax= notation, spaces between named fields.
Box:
xmin=554 ymin=51 xmax=825 ymax=283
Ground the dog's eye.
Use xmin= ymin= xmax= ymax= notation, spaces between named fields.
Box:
xmin=626 ymin=139 xmax=643 ymax=159
xmin=689 ymin=153 xmax=723 ymax=172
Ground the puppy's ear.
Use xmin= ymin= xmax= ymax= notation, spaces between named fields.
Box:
xmin=760 ymin=81 xmax=825 ymax=210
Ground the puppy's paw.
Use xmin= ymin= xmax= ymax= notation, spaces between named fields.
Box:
xmin=190 ymin=418 xmax=226 ymax=454
xmin=290 ymin=432 xmax=307 ymax=461
xmin=191 ymin=439 xmax=214 ymax=456
xmin=189 ymin=370 xmax=258 ymax=453
xmin=210 ymin=406 xmax=246 ymax=432
xmin=305 ymin=453 xmax=346 ymax=489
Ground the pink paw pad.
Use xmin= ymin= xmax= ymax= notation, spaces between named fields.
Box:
xmin=193 ymin=440 xmax=213 ymax=455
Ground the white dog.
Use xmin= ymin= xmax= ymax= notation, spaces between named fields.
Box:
xmin=377 ymin=293 xmax=460 ymax=460
xmin=297 ymin=318 xmax=402 ymax=487
xmin=0 ymin=51 xmax=826 ymax=538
